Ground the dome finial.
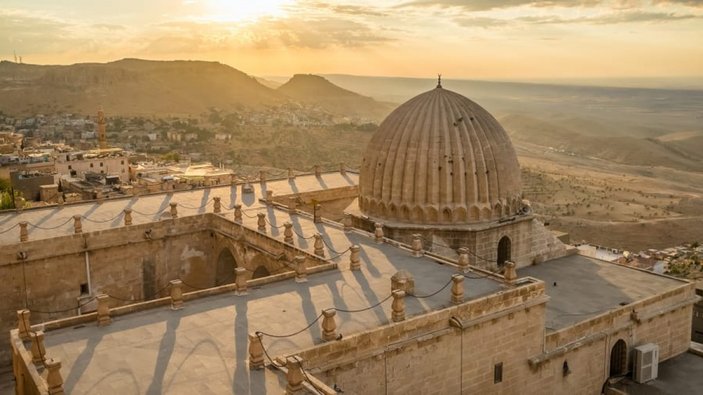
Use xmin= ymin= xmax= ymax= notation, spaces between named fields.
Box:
xmin=437 ymin=73 xmax=442 ymax=88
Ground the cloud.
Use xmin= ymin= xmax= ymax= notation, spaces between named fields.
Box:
xmin=91 ymin=24 xmax=126 ymax=31
xmin=304 ymin=1 xmax=388 ymax=16
xmin=249 ymin=16 xmax=392 ymax=49
xmin=0 ymin=11 xmax=80 ymax=54
xmin=399 ymin=0 xmax=600 ymax=11
xmin=454 ymin=10 xmax=700 ymax=28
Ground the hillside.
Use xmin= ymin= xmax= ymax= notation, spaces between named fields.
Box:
xmin=500 ymin=114 xmax=703 ymax=172
xmin=0 ymin=59 xmax=283 ymax=116
xmin=277 ymin=74 xmax=394 ymax=120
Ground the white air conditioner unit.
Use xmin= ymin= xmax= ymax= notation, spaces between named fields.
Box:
xmin=634 ymin=343 xmax=659 ymax=383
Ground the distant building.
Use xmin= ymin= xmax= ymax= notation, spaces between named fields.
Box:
xmin=55 ymin=148 xmax=130 ymax=182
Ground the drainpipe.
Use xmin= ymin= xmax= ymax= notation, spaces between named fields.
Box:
xmin=85 ymin=251 xmax=92 ymax=295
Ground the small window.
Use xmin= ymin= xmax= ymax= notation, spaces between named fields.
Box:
xmin=494 ymin=362 xmax=503 ymax=384
xmin=121 ymin=160 xmax=124 ymax=165
xmin=68 ymin=165 xmax=72 ymax=170
xmin=100 ymin=162 xmax=103 ymax=167
xmin=80 ymin=283 xmax=89 ymax=295
xmin=90 ymin=163 xmax=93 ymax=168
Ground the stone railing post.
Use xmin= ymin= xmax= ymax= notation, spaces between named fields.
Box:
xmin=169 ymin=202 xmax=178 ymax=219
xmin=374 ymin=222 xmax=384 ymax=243
xmin=314 ymin=165 xmax=321 ymax=177
xmin=233 ymin=204 xmax=242 ymax=223
xmin=392 ymin=290 xmax=406 ymax=322
xmin=17 ymin=309 xmax=31 ymax=341
xmin=340 ymin=162 xmax=346 ymax=176
xmin=96 ymin=294 xmax=111 ymax=327
xmin=259 ymin=170 xmax=267 ymax=184
xmin=283 ymin=222 xmax=294 ymax=244
xmin=349 ymin=245 xmax=361 ymax=271
xmin=313 ymin=204 xmax=322 ymax=223
xmin=451 ymin=274 xmax=464 ymax=305
xmin=457 ymin=247 xmax=469 ymax=272
xmin=248 ymin=333 xmax=264 ymax=370
xmin=213 ymin=197 xmax=221 ymax=213
xmin=342 ymin=213 xmax=352 ymax=232
xmin=266 ymin=190 xmax=273 ymax=206
xmin=288 ymin=197 xmax=297 ymax=214
xmin=19 ymin=221 xmax=28 ymax=242
xmin=321 ymin=309 xmax=337 ymax=342
xmin=288 ymin=168 xmax=295 ymax=180
xmin=30 ymin=330 xmax=46 ymax=365
xmin=123 ymin=209 xmax=133 ymax=226
xmin=504 ymin=261 xmax=517 ymax=284
xmin=285 ymin=355 xmax=304 ymax=395
xmin=236 ymin=267 xmax=248 ymax=295
xmin=257 ymin=213 xmax=266 ymax=233
xmin=73 ymin=215 xmax=82 ymax=234
xmin=45 ymin=358 xmax=64 ymax=395
xmin=313 ymin=234 xmax=325 ymax=257
xmin=294 ymin=256 xmax=307 ymax=283
xmin=170 ymin=280 xmax=183 ymax=310
xmin=411 ymin=234 xmax=423 ymax=257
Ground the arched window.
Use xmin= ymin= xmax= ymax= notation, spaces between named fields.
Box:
xmin=252 ymin=266 xmax=270 ymax=279
xmin=216 ymin=248 xmax=236 ymax=286
xmin=610 ymin=339 xmax=627 ymax=377
xmin=497 ymin=236 xmax=511 ymax=267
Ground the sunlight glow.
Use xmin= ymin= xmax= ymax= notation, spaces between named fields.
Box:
xmin=203 ymin=0 xmax=292 ymax=23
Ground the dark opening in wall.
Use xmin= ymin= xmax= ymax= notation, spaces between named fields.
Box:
xmin=494 ymin=362 xmax=503 ymax=384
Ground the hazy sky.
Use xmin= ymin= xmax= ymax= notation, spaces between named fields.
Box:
xmin=1 ymin=0 xmax=702 ymax=80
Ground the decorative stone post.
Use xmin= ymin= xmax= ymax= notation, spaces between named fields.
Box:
xmin=392 ymin=290 xmax=406 ymax=322
xmin=342 ymin=213 xmax=352 ymax=232
xmin=17 ymin=309 xmax=31 ymax=341
xmin=30 ymin=330 xmax=46 ymax=365
xmin=257 ymin=213 xmax=266 ymax=233
xmin=294 ymin=256 xmax=307 ymax=283
xmin=259 ymin=170 xmax=267 ymax=184
xmin=457 ymin=247 xmax=470 ymax=272
xmin=283 ymin=222 xmax=294 ymax=244
xmin=313 ymin=234 xmax=325 ymax=258
xmin=73 ymin=215 xmax=82 ymax=234
xmin=123 ymin=209 xmax=133 ymax=226
xmin=314 ymin=165 xmax=321 ymax=177
xmin=233 ymin=204 xmax=242 ymax=223
xmin=288 ymin=197 xmax=297 ymax=214
xmin=288 ymin=168 xmax=295 ymax=180
xmin=411 ymin=234 xmax=423 ymax=257
xmin=248 ymin=333 xmax=265 ymax=370
xmin=451 ymin=274 xmax=464 ymax=305
xmin=170 ymin=280 xmax=183 ymax=310
xmin=19 ymin=221 xmax=28 ymax=242
xmin=349 ymin=245 xmax=361 ymax=271
xmin=213 ymin=197 xmax=221 ymax=213
xmin=236 ymin=267 xmax=248 ymax=295
xmin=340 ymin=162 xmax=346 ymax=176
xmin=374 ymin=223 xmax=384 ymax=243
xmin=313 ymin=204 xmax=322 ymax=223
xmin=45 ymin=358 xmax=64 ymax=395
xmin=285 ymin=355 xmax=304 ymax=395
xmin=504 ymin=261 xmax=517 ymax=284
xmin=169 ymin=202 xmax=178 ymax=219
xmin=265 ymin=190 xmax=273 ymax=206
xmin=321 ymin=309 xmax=337 ymax=342
xmin=96 ymin=294 xmax=111 ymax=327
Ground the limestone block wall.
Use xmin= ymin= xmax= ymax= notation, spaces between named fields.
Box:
xmin=293 ymin=280 xmax=548 ymax=394
xmin=363 ymin=216 xmax=567 ymax=270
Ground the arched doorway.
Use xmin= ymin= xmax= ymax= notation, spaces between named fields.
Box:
xmin=497 ymin=236 xmax=511 ymax=267
xmin=215 ymin=248 xmax=236 ymax=286
xmin=252 ymin=266 xmax=270 ymax=279
xmin=609 ymin=339 xmax=627 ymax=377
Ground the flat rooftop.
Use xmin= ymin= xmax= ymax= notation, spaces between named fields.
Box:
xmin=41 ymin=201 xmax=506 ymax=394
xmin=0 ymin=172 xmax=357 ymax=245
xmin=518 ymin=254 xmax=688 ymax=331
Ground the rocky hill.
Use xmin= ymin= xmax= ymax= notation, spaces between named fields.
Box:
xmin=277 ymin=74 xmax=394 ymax=120
xmin=0 ymin=60 xmax=390 ymax=119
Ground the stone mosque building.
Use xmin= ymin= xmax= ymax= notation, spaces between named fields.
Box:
xmin=2 ymin=83 xmax=698 ymax=394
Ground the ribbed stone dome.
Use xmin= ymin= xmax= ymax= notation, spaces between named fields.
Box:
xmin=359 ymin=85 xmax=522 ymax=225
